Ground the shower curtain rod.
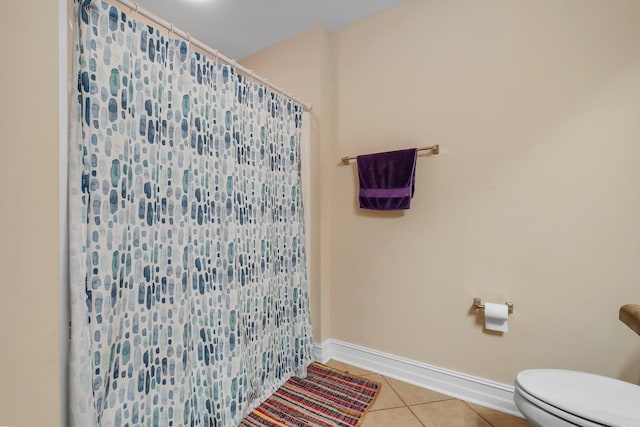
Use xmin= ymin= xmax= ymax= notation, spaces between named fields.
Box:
xmin=107 ymin=0 xmax=313 ymax=112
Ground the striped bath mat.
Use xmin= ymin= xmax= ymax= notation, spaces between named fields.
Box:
xmin=239 ymin=362 xmax=380 ymax=426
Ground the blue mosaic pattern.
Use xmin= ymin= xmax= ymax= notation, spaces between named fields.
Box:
xmin=69 ymin=1 xmax=313 ymax=426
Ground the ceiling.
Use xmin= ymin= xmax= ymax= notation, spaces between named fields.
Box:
xmin=135 ymin=0 xmax=410 ymax=59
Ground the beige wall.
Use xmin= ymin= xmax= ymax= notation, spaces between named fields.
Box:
xmin=0 ymin=1 xmax=61 ymax=426
xmin=243 ymin=0 xmax=640 ymax=385
xmin=0 ymin=2 xmax=637 ymax=425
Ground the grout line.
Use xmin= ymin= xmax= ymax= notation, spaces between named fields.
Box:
xmin=337 ymin=359 xmax=511 ymax=427
xmin=361 ymin=373 xmax=406 ymax=412
xmin=367 ymin=405 xmax=407 ymax=413
xmin=461 ymin=400 xmax=495 ymax=426
xmin=406 ymin=404 xmax=427 ymax=427
xmin=406 ymin=397 xmax=456 ymax=405
xmin=381 ymin=375 xmax=411 ymax=407
xmin=383 ymin=374 xmax=457 ymax=406
xmin=375 ymin=375 xmax=426 ymax=427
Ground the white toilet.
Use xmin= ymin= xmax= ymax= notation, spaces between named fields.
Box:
xmin=514 ymin=369 xmax=640 ymax=427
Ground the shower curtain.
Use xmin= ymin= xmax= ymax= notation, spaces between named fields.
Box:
xmin=69 ymin=1 xmax=313 ymax=426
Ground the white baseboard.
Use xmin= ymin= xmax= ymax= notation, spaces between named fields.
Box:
xmin=314 ymin=339 xmax=522 ymax=418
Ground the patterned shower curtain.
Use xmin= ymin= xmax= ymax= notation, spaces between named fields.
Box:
xmin=69 ymin=1 xmax=313 ymax=426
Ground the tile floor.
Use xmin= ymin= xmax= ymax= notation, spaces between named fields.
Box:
xmin=325 ymin=360 xmax=532 ymax=427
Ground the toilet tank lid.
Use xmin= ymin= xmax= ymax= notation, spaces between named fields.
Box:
xmin=516 ymin=369 xmax=640 ymax=427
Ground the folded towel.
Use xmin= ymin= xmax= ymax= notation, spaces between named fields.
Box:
xmin=357 ymin=148 xmax=418 ymax=210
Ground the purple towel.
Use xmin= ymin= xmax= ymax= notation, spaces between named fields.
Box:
xmin=356 ymin=148 xmax=418 ymax=210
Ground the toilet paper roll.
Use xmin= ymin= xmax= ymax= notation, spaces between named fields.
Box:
xmin=484 ymin=302 xmax=509 ymax=332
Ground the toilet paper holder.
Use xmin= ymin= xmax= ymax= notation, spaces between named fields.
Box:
xmin=474 ymin=298 xmax=513 ymax=315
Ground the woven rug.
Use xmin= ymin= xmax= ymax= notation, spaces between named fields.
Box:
xmin=239 ymin=362 xmax=380 ymax=427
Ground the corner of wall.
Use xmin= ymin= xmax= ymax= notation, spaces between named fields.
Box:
xmin=240 ymin=25 xmax=336 ymax=344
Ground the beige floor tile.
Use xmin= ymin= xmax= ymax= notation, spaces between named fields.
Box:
xmin=411 ymin=399 xmax=492 ymax=427
xmin=362 ymin=374 xmax=405 ymax=411
xmin=465 ymin=402 xmax=532 ymax=427
xmin=324 ymin=359 xmax=377 ymax=376
xmin=384 ymin=376 xmax=454 ymax=405
xmin=320 ymin=359 xmax=528 ymax=427
xmin=361 ymin=407 xmax=423 ymax=427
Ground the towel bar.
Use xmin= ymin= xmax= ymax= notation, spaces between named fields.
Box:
xmin=340 ymin=144 xmax=439 ymax=164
